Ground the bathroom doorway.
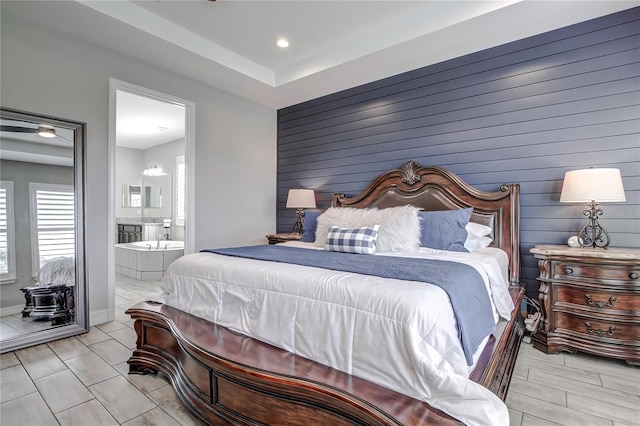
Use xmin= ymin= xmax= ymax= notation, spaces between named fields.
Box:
xmin=107 ymin=79 xmax=195 ymax=323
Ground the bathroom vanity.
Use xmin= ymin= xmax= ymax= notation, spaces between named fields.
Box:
xmin=117 ymin=222 xmax=162 ymax=243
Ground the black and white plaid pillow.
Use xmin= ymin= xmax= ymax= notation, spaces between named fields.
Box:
xmin=325 ymin=224 xmax=380 ymax=255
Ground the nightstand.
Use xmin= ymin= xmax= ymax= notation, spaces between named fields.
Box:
xmin=530 ymin=244 xmax=640 ymax=365
xmin=265 ymin=233 xmax=302 ymax=245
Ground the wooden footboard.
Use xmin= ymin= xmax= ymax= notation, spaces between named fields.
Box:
xmin=472 ymin=285 xmax=526 ymax=399
xmin=126 ymin=287 xmax=524 ymax=426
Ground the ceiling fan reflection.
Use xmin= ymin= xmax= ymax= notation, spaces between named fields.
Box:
xmin=0 ymin=125 xmax=72 ymax=144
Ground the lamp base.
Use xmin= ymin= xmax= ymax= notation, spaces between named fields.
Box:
xmin=578 ymin=201 xmax=611 ymax=249
xmin=291 ymin=208 xmax=304 ymax=235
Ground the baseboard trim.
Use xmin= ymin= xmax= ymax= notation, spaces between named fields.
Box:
xmin=0 ymin=304 xmax=25 ymax=317
xmin=90 ymin=309 xmax=109 ymax=326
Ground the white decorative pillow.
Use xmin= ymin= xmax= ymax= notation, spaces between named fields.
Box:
xmin=466 ymin=222 xmax=492 ymax=238
xmin=464 ymin=236 xmax=493 ymax=251
xmin=464 ymin=222 xmax=493 ymax=251
xmin=325 ymin=224 xmax=379 ymax=255
xmin=315 ymin=205 xmax=421 ymax=252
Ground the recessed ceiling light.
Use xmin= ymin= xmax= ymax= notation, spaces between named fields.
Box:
xmin=277 ymin=39 xmax=289 ymax=48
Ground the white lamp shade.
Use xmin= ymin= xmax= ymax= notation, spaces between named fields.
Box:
xmin=286 ymin=189 xmax=316 ymax=209
xmin=560 ymin=168 xmax=626 ymax=203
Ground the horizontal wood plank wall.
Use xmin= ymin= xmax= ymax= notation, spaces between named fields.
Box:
xmin=277 ymin=8 xmax=640 ymax=297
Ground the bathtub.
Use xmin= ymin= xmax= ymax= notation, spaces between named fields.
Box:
xmin=125 ymin=240 xmax=184 ymax=250
xmin=115 ymin=240 xmax=184 ymax=281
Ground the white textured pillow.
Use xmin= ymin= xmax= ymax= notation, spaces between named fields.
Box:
xmin=315 ymin=205 xmax=421 ymax=252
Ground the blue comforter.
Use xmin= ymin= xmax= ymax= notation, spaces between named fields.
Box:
xmin=202 ymin=245 xmax=495 ymax=365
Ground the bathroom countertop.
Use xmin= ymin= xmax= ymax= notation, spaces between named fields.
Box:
xmin=117 ymin=221 xmax=163 ymax=226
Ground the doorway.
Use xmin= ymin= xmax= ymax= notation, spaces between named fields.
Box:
xmin=107 ymin=79 xmax=195 ymax=323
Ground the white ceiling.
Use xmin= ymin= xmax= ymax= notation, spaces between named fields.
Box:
xmin=116 ymin=90 xmax=186 ymax=150
xmin=129 ymin=0 xmax=515 ymax=86
xmin=2 ymin=0 xmax=637 ymax=111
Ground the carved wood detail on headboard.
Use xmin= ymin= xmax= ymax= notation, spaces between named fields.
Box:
xmin=331 ymin=161 xmax=521 ymax=285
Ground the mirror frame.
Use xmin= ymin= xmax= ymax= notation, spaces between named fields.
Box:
xmin=0 ymin=107 xmax=88 ymax=353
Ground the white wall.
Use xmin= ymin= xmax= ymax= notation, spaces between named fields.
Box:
xmin=1 ymin=13 xmax=277 ymax=323
xmin=143 ymin=138 xmax=185 ymax=226
xmin=116 ymin=141 xmax=184 ymax=224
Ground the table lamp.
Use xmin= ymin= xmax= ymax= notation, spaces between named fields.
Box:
xmin=560 ymin=168 xmax=625 ymax=248
xmin=286 ymin=189 xmax=316 ymax=234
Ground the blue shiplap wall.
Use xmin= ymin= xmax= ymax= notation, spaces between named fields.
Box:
xmin=277 ymin=7 xmax=640 ymax=296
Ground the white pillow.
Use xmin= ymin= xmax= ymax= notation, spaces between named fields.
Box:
xmin=315 ymin=205 xmax=421 ymax=252
xmin=464 ymin=222 xmax=493 ymax=251
xmin=465 ymin=236 xmax=493 ymax=251
xmin=466 ymin=222 xmax=492 ymax=238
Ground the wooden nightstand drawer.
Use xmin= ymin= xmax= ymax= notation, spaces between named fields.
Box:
xmin=555 ymin=286 xmax=638 ymax=314
xmin=553 ymin=261 xmax=640 ymax=283
xmin=531 ymin=245 xmax=640 ymax=365
xmin=555 ymin=312 xmax=639 ymax=342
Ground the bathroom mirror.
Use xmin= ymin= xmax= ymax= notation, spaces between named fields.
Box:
xmin=145 ymin=185 xmax=162 ymax=208
xmin=122 ymin=184 xmax=162 ymax=208
xmin=0 ymin=107 xmax=88 ymax=353
xmin=123 ymin=184 xmax=142 ymax=207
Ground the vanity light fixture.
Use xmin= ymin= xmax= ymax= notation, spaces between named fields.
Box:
xmin=277 ymin=39 xmax=289 ymax=48
xmin=143 ymin=165 xmax=166 ymax=177
xmin=560 ymin=168 xmax=626 ymax=248
xmin=37 ymin=126 xmax=56 ymax=138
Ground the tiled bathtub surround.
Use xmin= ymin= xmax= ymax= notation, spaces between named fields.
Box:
xmin=115 ymin=242 xmax=184 ymax=281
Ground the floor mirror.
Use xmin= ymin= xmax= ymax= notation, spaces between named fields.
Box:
xmin=0 ymin=107 xmax=88 ymax=353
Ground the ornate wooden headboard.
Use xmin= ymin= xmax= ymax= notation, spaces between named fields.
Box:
xmin=331 ymin=161 xmax=521 ymax=285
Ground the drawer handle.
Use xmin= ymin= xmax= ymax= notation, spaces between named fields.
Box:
xmin=565 ymin=267 xmax=573 ymax=274
xmin=585 ymin=322 xmax=615 ymax=337
xmin=631 ymin=272 xmax=639 ymax=280
xmin=584 ymin=294 xmax=616 ymax=308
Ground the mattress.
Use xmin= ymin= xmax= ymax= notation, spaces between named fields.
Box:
xmin=159 ymin=244 xmax=513 ymax=426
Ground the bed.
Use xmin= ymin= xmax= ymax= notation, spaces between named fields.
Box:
xmin=126 ymin=161 xmax=524 ymax=425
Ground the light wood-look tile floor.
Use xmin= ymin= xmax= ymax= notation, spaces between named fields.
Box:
xmin=1 ymin=274 xmax=639 ymax=425
xmin=507 ymin=338 xmax=640 ymax=426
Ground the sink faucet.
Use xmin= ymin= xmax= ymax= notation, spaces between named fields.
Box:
xmin=156 ymin=233 xmax=164 ymax=249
